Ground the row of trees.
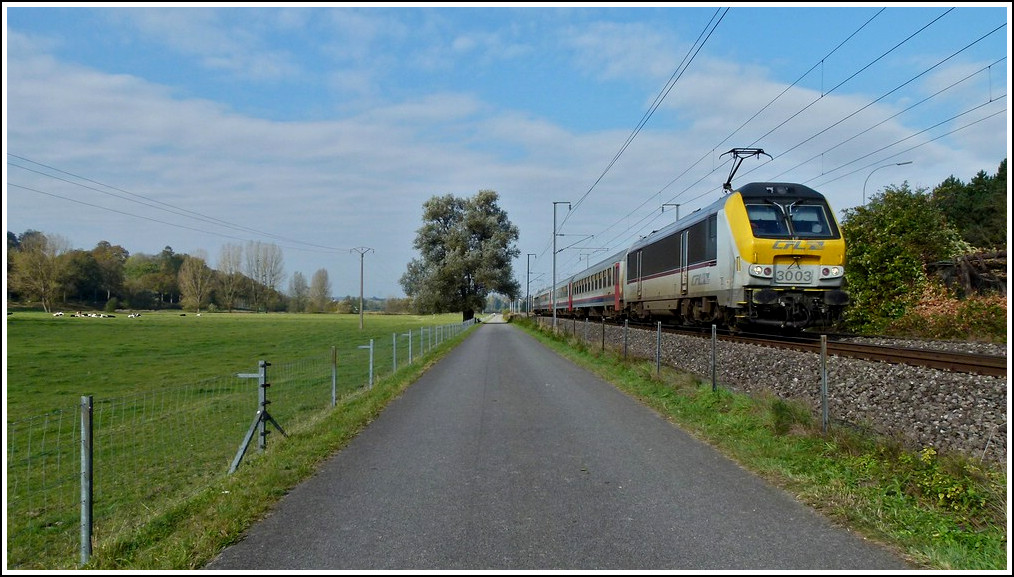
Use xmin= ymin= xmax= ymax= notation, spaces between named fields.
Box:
xmin=5 ymin=235 xmax=333 ymax=314
xmin=7 ymin=190 xmax=525 ymax=320
xmin=9 ymin=156 xmax=1005 ymax=330
xmin=5 ymin=229 xmax=471 ymax=316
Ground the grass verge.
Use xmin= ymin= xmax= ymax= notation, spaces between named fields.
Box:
xmin=81 ymin=324 xmax=474 ymax=570
xmin=511 ymin=317 xmax=1007 ymax=571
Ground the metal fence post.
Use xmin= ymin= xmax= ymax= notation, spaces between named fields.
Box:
xmin=623 ymin=319 xmax=629 ymax=359
xmin=821 ymin=335 xmax=829 ymax=433
xmin=393 ymin=333 xmax=398 ymax=372
xmin=80 ymin=395 xmax=93 ymax=567
xmin=711 ymin=325 xmax=717 ymax=391
xmin=601 ymin=318 xmax=605 ymax=352
xmin=656 ymin=321 xmax=662 ymax=375
xmin=358 ymin=340 xmax=375 ymax=388
xmin=257 ymin=361 xmax=269 ymax=449
xmin=231 ymin=360 xmax=287 ymax=474
xmin=331 ymin=346 xmax=337 ymax=407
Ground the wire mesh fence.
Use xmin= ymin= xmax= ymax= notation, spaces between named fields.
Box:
xmin=6 ymin=318 xmax=475 ymax=569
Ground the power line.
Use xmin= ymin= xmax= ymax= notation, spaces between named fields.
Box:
xmin=6 ymin=153 xmax=351 ymax=253
xmin=550 ymin=7 xmax=889 ymax=277
xmin=730 ymin=28 xmax=1007 ymax=187
xmin=550 ymin=8 xmax=1003 ymax=279
xmin=8 ymin=182 xmax=258 ymax=247
xmin=552 ymin=7 xmax=729 ymax=239
xmin=349 ymin=247 xmax=374 ymax=329
xmin=746 ymin=7 xmax=956 ymax=149
xmin=768 ymin=55 xmax=1007 ymax=183
xmin=809 ymin=105 xmax=1007 ymax=188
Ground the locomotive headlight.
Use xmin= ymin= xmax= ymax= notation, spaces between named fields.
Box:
xmin=749 ymin=264 xmax=773 ymax=278
xmin=820 ymin=266 xmax=843 ymax=279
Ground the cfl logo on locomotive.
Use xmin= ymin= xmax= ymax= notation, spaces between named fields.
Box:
xmin=691 ymin=272 xmax=710 ymax=286
xmin=771 ymin=240 xmax=825 ymax=250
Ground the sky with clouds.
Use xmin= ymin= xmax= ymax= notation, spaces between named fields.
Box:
xmin=4 ymin=3 xmax=1010 ymax=302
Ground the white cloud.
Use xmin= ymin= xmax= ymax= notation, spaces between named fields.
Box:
xmin=109 ymin=8 xmax=300 ymax=81
xmin=563 ymin=20 xmax=682 ymax=84
xmin=6 ymin=8 xmax=1007 ymax=297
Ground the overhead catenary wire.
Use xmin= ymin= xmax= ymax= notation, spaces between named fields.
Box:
xmin=807 ymin=106 xmax=1007 ymax=189
xmin=559 ymin=7 xmax=729 ymax=227
xmin=726 ymin=41 xmax=1007 ymax=195
xmin=547 ymin=7 xmax=890 ymax=278
xmin=767 ymin=55 xmax=1007 ymax=183
xmin=746 ymin=7 xmax=956 ymax=149
xmin=548 ymin=7 xmax=1004 ymax=281
xmin=612 ymin=102 xmax=1007 ymax=263
xmin=664 ymin=8 xmax=961 ymax=216
xmin=537 ymin=6 xmax=729 ymax=265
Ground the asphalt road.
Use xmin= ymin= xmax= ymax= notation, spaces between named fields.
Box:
xmin=205 ymin=315 xmax=913 ymax=571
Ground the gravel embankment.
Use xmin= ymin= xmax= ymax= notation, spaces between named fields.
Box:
xmin=536 ymin=317 xmax=1007 ymax=465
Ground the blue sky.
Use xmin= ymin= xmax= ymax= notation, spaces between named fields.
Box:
xmin=4 ymin=3 xmax=1010 ymax=301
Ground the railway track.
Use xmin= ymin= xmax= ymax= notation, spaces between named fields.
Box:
xmin=548 ymin=316 xmax=1008 ymax=378
xmin=724 ymin=333 xmax=1008 ymax=378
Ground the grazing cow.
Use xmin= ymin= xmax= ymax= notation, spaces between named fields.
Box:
xmin=53 ymin=312 xmax=64 ymax=316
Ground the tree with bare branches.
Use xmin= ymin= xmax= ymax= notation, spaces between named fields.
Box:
xmin=216 ymin=243 xmax=244 ymax=312
xmin=8 ymin=231 xmax=71 ymax=312
xmin=310 ymin=268 xmax=332 ymax=313
xmin=244 ymin=241 xmax=285 ymax=312
xmin=178 ymin=253 xmax=215 ymax=312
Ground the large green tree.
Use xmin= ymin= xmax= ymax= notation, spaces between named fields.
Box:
xmin=91 ymin=240 xmax=129 ymax=303
xmin=156 ymin=246 xmax=184 ymax=305
xmin=59 ymin=249 xmax=102 ymax=303
xmin=401 ymin=189 xmax=520 ymax=321
xmin=931 ymin=158 xmax=1007 ymax=251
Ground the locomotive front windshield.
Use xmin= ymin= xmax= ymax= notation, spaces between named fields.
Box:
xmin=746 ymin=199 xmax=838 ymax=239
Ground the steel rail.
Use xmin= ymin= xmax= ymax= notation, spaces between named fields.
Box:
xmin=539 ymin=314 xmax=1007 ymax=378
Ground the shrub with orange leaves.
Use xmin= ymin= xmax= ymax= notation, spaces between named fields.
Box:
xmin=885 ymin=281 xmax=1007 ymax=342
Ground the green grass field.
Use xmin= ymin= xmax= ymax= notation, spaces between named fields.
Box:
xmin=6 ymin=310 xmax=469 ymax=569
xmin=6 ymin=310 xmax=462 ymax=416
xmin=6 ymin=311 xmax=1004 ymax=570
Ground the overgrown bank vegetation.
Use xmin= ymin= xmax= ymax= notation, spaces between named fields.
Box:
xmin=839 ymin=158 xmax=1006 ymax=340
